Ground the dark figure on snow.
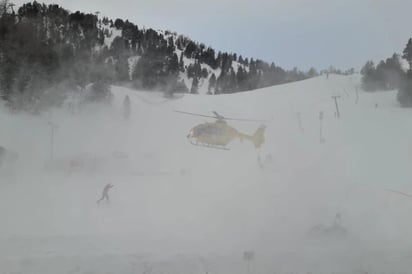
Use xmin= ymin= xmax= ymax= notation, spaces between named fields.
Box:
xmin=123 ymin=95 xmax=131 ymax=119
xmin=97 ymin=183 xmax=114 ymax=204
xmin=0 ymin=146 xmax=6 ymax=167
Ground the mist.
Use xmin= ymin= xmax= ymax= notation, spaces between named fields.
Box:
xmin=1 ymin=75 xmax=412 ymax=273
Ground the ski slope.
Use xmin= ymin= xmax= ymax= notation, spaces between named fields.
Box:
xmin=1 ymin=74 xmax=412 ymax=273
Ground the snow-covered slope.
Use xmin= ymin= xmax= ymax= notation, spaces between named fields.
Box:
xmin=1 ymin=74 xmax=412 ymax=273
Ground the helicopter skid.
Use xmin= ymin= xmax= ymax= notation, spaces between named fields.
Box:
xmin=189 ymin=141 xmax=230 ymax=150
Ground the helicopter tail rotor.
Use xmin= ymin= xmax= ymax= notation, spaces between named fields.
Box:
xmin=251 ymin=125 xmax=266 ymax=148
xmin=237 ymin=125 xmax=266 ymax=148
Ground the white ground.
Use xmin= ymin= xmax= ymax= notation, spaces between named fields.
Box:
xmin=1 ymin=74 xmax=412 ymax=273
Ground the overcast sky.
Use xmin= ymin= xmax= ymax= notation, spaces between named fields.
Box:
xmin=12 ymin=0 xmax=412 ymax=70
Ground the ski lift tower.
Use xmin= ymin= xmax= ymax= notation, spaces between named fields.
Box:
xmin=243 ymin=251 xmax=255 ymax=274
xmin=319 ymin=111 xmax=325 ymax=144
xmin=331 ymin=95 xmax=341 ymax=118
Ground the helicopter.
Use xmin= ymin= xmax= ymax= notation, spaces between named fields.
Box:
xmin=175 ymin=110 xmax=266 ymax=150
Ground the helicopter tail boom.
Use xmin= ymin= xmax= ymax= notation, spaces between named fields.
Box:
xmin=239 ymin=125 xmax=266 ymax=148
xmin=251 ymin=125 xmax=266 ymax=148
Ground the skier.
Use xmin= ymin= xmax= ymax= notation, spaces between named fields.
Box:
xmin=97 ymin=183 xmax=114 ymax=204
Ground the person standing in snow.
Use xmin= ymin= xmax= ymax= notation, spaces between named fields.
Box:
xmin=123 ymin=95 xmax=131 ymax=119
xmin=97 ymin=183 xmax=114 ymax=204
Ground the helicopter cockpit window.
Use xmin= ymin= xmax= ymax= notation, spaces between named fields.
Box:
xmin=196 ymin=125 xmax=223 ymax=136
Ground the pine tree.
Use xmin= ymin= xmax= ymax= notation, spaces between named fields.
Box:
xmin=179 ymin=52 xmax=184 ymax=72
xmin=194 ymin=61 xmax=202 ymax=78
xmin=360 ymin=61 xmax=378 ymax=91
xmin=236 ymin=67 xmax=247 ymax=91
xmin=403 ymin=38 xmax=412 ymax=72
xmin=397 ymin=76 xmax=412 ymax=107
xmin=114 ymin=18 xmax=124 ymax=29
xmin=307 ymin=67 xmax=318 ymax=78
xmin=184 ymin=41 xmax=198 ymax=58
xmin=191 ymin=77 xmax=199 ymax=94
xmin=228 ymin=67 xmax=237 ymax=92
xmin=361 ymin=61 xmax=375 ymax=76
xmin=208 ymin=73 xmax=216 ymax=94
xmin=201 ymin=68 xmax=208 ymax=78
xmin=168 ymin=53 xmax=179 ymax=74
xmin=187 ymin=64 xmax=195 ymax=78
xmin=384 ymin=53 xmax=403 ymax=89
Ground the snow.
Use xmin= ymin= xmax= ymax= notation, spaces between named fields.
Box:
xmin=400 ymin=57 xmax=410 ymax=72
xmin=175 ymin=48 xmax=221 ymax=95
xmin=1 ymin=74 xmax=412 ymax=273
xmin=232 ymin=60 xmax=249 ymax=73
xmin=128 ymin=55 xmax=141 ymax=80
xmin=103 ymin=26 xmax=122 ymax=49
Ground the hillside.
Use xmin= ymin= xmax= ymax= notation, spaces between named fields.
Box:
xmin=1 ymin=74 xmax=412 ymax=273
xmin=0 ymin=1 xmax=321 ymax=112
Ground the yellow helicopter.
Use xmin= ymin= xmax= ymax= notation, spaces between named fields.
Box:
xmin=175 ymin=111 xmax=266 ymax=150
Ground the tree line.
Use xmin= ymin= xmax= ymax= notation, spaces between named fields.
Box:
xmin=1 ymin=1 xmax=320 ymax=112
xmin=360 ymin=38 xmax=412 ymax=107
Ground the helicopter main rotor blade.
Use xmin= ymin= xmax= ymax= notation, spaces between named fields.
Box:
xmin=212 ymin=111 xmax=225 ymax=120
xmin=222 ymin=117 xmax=268 ymax=122
xmin=174 ymin=110 xmax=219 ymax=119
xmin=174 ymin=110 xmax=268 ymax=122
